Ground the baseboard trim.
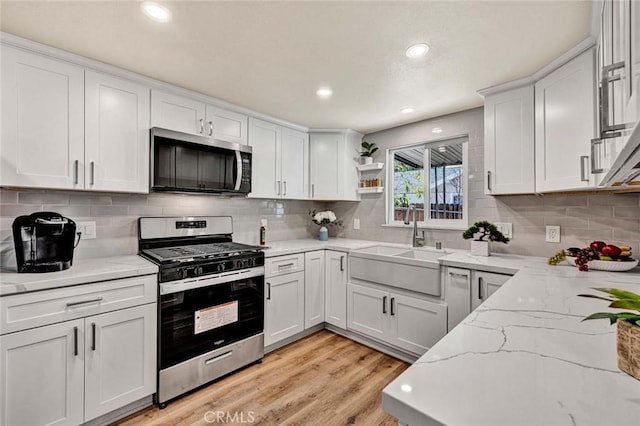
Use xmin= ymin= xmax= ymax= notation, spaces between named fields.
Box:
xmin=82 ymin=396 xmax=153 ymax=426
xmin=264 ymin=323 xmax=325 ymax=354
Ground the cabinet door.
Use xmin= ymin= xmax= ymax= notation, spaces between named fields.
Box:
xmin=264 ymin=271 xmax=304 ymax=346
xmin=1 ymin=46 xmax=84 ymax=189
xmin=484 ymin=85 xmax=535 ymax=194
xmin=84 ymin=304 xmax=156 ymax=421
xmin=85 ymin=71 xmax=150 ymax=193
xmin=205 ymin=105 xmax=248 ymax=144
xmin=151 ymin=90 xmax=205 ymax=135
xmin=309 ymin=133 xmax=344 ymax=199
xmin=281 ymin=127 xmax=309 ymax=199
xmin=535 ymin=48 xmax=597 ymax=191
xmin=445 ymin=267 xmax=471 ymax=332
xmin=471 ymin=271 xmax=512 ymax=310
xmin=388 ymin=294 xmax=447 ymax=355
xmin=325 ymin=251 xmax=348 ymax=329
xmin=346 ymin=282 xmax=387 ymax=341
xmin=0 ymin=319 xmax=84 ymax=426
xmin=304 ymin=251 xmax=325 ymax=329
xmin=248 ymin=118 xmax=281 ymax=198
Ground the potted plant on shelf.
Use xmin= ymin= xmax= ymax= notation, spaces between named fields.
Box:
xmin=309 ymin=210 xmax=343 ymax=241
xmin=462 ymin=220 xmax=509 ymax=256
xmin=360 ymin=141 xmax=378 ymax=165
xmin=579 ymin=288 xmax=640 ymax=380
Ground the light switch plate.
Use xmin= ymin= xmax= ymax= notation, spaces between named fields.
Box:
xmin=353 ymin=218 xmax=360 ymax=230
xmin=545 ymin=225 xmax=560 ymax=243
xmin=495 ymin=222 xmax=512 ymax=238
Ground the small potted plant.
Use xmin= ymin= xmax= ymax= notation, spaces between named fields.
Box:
xmin=360 ymin=141 xmax=378 ymax=165
xmin=462 ymin=220 xmax=509 ymax=256
xmin=309 ymin=210 xmax=343 ymax=241
xmin=579 ymin=288 xmax=640 ymax=380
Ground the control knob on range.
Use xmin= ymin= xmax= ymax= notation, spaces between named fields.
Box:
xmin=180 ymin=268 xmax=188 ymax=279
xmin=217 ymin=263 xmax=226 ymax=273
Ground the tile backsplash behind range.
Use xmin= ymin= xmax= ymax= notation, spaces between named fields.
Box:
xmin=0 ymin=190 xmax=326 ymax=265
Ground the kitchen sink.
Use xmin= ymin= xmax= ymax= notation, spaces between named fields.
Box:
xmin=349 ymin=245 xmax=447 ymax=296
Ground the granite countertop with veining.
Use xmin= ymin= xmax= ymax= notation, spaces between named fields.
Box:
xmin=383 ymin=263 xmax=640 ymax=426
xmin=0 ymin=255 xmax=158 ymax=296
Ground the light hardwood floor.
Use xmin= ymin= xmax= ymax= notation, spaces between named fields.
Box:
xmin=116 ymin=330 xmax=409 ymax=426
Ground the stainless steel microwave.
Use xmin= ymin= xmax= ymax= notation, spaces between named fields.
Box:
xmin=150 ymin=127 xmax=252 ymax=195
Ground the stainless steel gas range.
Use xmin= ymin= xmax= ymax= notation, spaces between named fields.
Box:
xmin=138 ymin=216 xmax=264 ymax=407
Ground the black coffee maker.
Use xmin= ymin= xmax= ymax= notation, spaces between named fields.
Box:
xmin=12 ymin=212 xmax=79 ymax=273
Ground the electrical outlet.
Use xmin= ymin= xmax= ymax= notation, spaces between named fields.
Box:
xmin=495 ymin=222 xmax=513 ymax=238
xmin=545 ymin=225 xmax=560 ymax=243
xmin=77 ymin=221 xmax=97 ymax=240
xmin=353 ymin=218 xmax=360 ymax=230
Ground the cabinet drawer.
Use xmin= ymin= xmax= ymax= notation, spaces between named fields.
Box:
xmin=0 ymin=275 xmax=157 ymax=335
xmin=265 ymin=253 xmax=305 ymax=277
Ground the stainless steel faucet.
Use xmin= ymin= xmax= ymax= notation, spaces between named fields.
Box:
xmin=409 ymin=204 xmax=425 ymax=247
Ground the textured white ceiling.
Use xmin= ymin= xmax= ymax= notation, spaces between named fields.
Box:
xmin=0 ymin=1 xmax=593 ymax=133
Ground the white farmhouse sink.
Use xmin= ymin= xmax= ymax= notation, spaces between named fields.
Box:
xmin=349 ymin=245 xmax=447 ymax=296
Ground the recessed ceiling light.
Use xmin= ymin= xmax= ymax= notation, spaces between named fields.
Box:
xmin=141 ymin=1 xmax=172 ymax=23
xmin=405 ymin=43 xmax=429 ymax=58
xmin=401 ymin=107 xmax=415 ymax=114
xmin=432 ymin=127 xmax=443 ymax=133
xmin=316 ymin=88 xmax=333 ymax=98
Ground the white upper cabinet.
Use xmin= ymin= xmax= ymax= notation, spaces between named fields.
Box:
xmin=309 ymin=131 xmax=361 ymax=201
xmin=248 ymin=117 xmax=309 ymax=200
xmin=535 ymin=48 xmax=597 ymax=192
xmin=1 ymin=45 xmax=85 ymax=189
xmin=151 ymin=90 xmax=206 ymax=136
xmin=483 ymin=85 xmax=535 ymax=195
xmin=85 ymin=71 xmax=150 ymax=193
xmin=205 ymin=105 xmax=248 ymax=144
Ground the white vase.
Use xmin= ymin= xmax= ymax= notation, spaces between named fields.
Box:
xmin=362 ymin=156 xmax=373 ymax=165
xmin=471 ymin=240 xmax=490 ymax=256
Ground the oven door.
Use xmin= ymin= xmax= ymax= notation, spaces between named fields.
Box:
xmin=159 ymin=268 xmax=264 ymax=370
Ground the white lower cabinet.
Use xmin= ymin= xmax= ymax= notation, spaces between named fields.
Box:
xmin=304 ymin=251 xmax=325 ymax=328
xmin=471 ymin=270 xmax=512 ymax=310
xmin=264 ymin=271 xmax=305 ymax=347
xmin=347 ymin=282 xmax=447 ymax=356
xmin=325 ymin=251 xmax=348 ymax=329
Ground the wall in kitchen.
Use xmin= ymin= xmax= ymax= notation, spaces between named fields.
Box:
xmin=329 ymin=107 xmax=640 ymax=257
xmin=0 ymin=190 xmax=324 ymax=265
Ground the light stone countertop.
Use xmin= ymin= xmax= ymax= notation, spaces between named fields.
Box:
xmin=260 ymin=238 xmax=388 ymax=257
xmin=0 ymin=255 xmax=158 ymax=296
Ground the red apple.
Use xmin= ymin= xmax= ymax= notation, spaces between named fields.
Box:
xmin=589 ymin=241 xmax=606 ymax=252
xmin=601 ymin=244 xmax=622 ymax=257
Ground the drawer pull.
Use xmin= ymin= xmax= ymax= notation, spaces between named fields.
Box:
xmin=91 ymin=322 xmax=96 ymax=351
xmin=66 ymin=297 xmax=103 ymax=307
xmin=277 ymin=263 xmax=295 ymax=268
xmin=383 ymin=296 xmax=387 ymax=314
xmin=205 ymin=351 xmax=233 ymax=365
xmin=73 ymin=326 xmax=78 ymax=356
xmin=449 ymin=272 xmax=468 ymax=278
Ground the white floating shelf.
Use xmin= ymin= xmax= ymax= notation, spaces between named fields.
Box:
xmin=356 ymin=187 xmax=384 ymax=194
xmin=356 ymin=163 xmax=384 ymax=172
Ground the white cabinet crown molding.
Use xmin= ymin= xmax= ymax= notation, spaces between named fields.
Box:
xmin=0 ymin=31 xmax=309 ymax=133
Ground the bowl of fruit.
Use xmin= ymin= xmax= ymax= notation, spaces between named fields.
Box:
xmin=562 ymin=241 xmax=638 ymax=272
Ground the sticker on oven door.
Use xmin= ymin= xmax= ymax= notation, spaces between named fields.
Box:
xmin=194 ymin=301 xmax=239 ymax=334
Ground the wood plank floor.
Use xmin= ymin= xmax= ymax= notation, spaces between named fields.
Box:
xmin=116 ymin=330 xmax=409 ymax=426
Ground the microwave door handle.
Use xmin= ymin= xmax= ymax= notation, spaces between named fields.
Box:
xmin=234 ymin=150 xmax=242 ymax=191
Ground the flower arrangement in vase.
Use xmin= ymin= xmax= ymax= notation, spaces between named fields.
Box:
xmin=309 ymin=210 xmax=342 ymax=241
xmin=462 ymin=220 xmax=509 ymax=256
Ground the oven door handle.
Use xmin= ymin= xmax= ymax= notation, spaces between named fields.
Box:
xmin=160 ymin=266 xmax=265 ymax=295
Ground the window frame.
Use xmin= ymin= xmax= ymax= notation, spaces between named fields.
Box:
xmin=385 ymin=135 xmax=469 ymax=230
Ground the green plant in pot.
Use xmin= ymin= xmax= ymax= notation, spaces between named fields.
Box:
xmin=579 ymin=288 xmax=640 ymax=380
xmin=462 ymin=220 xmax=509 ymax=256
xmin=360 ymin=141 xmax=378 ymax=165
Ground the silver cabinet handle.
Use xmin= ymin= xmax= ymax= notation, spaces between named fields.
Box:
xmin=199 ymin=118 xmax=204 ymax=134
xmin=382 ymin=295 xmax=387 ymax=314
xmin=276 ymin=181 xmax=281 ymax=196
xmin=278 ymin=262 xmax=294 ymax=268
xmin=266 ymin=282 xmax=271 ymax=300
xmin=91 ymin=322 xmax=96 ymax=351
xmin=487 ymin=171 xmax=492 ymax=191
xmin=73 ymin=160 xmax=79 ymax=184
xmin=283 ymin=181 xmax=287 ymax=196
xmin=478 ymin=277 xmax=484 ymax=300
xmin=390 ymin=297 xmax=395 ymax=316
xmin=591 ymin=139 xmax=604 ymax=174
xmin=90 ymin=161 xmax=95 ymax=186
xmin=449 ymin=272 xmax=468 ymax=279
xmin=73 ymin=326 xmax=79 ymax=356
xmin=340 ymin=256 xmax=344 ymax=272
xmin=600 ymin=61 xmax=627 ymax=135
xmin=580 ymin=156 xmax=590 ymax=182
xmin=208 ymin=121 xmax=213 ymax=136
xmin=66 ymin=297 xmax=103 ymax=307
